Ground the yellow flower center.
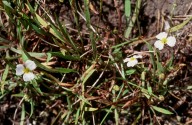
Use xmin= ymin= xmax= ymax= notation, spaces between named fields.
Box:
xmin=23 ymin=68 xmax=30 ymax=73
xmin=161 ymin=38 xmax=167 ymax=44
xmin=130 ymin=57 xmax=136 ymax=61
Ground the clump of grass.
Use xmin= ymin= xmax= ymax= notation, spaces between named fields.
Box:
xmin=0 ymin=0 xmax=191 ymax=124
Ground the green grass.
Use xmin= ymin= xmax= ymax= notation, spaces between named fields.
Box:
xmin=0 ymin=0 xmax=191 ymax=124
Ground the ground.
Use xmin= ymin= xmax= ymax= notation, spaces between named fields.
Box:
xmin=0 ymin=0 xmax=192 ymax=125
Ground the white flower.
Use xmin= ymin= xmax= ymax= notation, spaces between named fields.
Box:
xmin=16 ymin=60 xmax=37 ymax=81
xmin=154 ymin=32 xmax=176 ymax=50
xmin=124 ymin=55 xmax=142 ymax=67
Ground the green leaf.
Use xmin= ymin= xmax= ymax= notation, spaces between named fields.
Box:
xmin=20 ymin=104 xmax=25 ymax=125
xmin=75 ymin=108 xmax=80 ymax=124
xmin=55 ymin=68 xmax=77 ymax=73
xmin=122 ymin=89 xmax=129 ymax=96
xmin=49 ymin=52 xmax=80 ymax=61
xmin=2 ymin=1 xmax=13 ymax=9
xmin=147 ymin=86 xmax=152 ymax=95
xmin=8 ymin=82 xmax=17 ymax=91
xmin=169 ymin=16 xmax=192 ymax=32
xmin=30 ymin=23 xmax=46 ymax=35
xmin=187 ymin=86 xmax=192 ymax=90
xmin=31 ymin=80 xmax=43 ymax=95
xmin=84 ymin=107 xmax=98 ymax=111
xmin=29 ymin=101 xmax=34 ymax=118
xmin=83 ymin=0 xmax=91 ymax=25
xmin=25 ymin=2 xmax=35 ymax=14
xmin=78 ymin=95 xmax=91 ymax=106
xmin=56 ymin=15 xmax=79 ymax=52
xmin=20 ymin=46 xmax=77 ymax=74
xmin=100 ymin=106 xmax=113 ymax=124
xmin=2 ymin=1 xmax=14 ymax=19
xmin=125 ymin=0 xmax=131 ymax=18
xmin=151 ymin=105 xmax=173 ymax=115
xmin=35 ymin=13 xmax=48 ymax=28
xmin=46 ymin=53 xmax=52 ymax=63
xmin=2 ymin=64 xmax=9 ymax=82
xmin=145 ymin=42 xmax=156 ymax=72
xmin=111 ymin=38 xmax=139 ymax=48
xmin=10 ymin=47 xmax=46 ymax=58
xmin=81 ymin=63 xmax=96 ymax=85
xmin=124 ymin=0 xmax=141 ymax=38
xmin=12 ymin=93 xmax=25 ymax=97
xmin=22 ymin=50 xmax=29 ymax=62
xmin=125 ymin=69 xmax=136 ymax=75
xmin=1 ymin=64 xmax=9 ymax=94
xmin=35 ymin=13 xmax=65 ymax=42
xmin=114 ymin=109 xmax=119 ymax=125
xmin=141 ymin=88 xmax=150 ymax=99
xmin=49 ymin=25 xmax=65 ymax=42
xmin=165 ymin=53 xmax=174 ymax=69
xmin=156 ymin=61 xmax=164 ymax=74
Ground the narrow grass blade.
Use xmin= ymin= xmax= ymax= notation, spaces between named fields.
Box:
xmin=100 ymin=106 xmax=113 ymax=125
xmin=169 ymin=16 xmax=192 ymax=33
xmin=2 ymin=1 xmax=14 ymax=19
xmin=125 ymin=0 xmax=131 ymax=19
xmin=20 ymin=104 xmax=25 ymax=125
xmin=1 ymin=64 xmax=9 ymax=94
xmin=35 ymin=13 xmax=65 ymax=43
xmin=81 ymin=62 xmax=96 ymax=85
xmin=156 ymin=61 xmax=165 ymax=74
xmin=112 ymin=38 xmax=139 ymax=48
xmin=145 ymin=42 xmax=156 ymax=72
xmin=151 ymin=105 xmax=173 ymax=115
xmin=114 ymin=109 xmax=119 ymax=125
xmin=10 ymin=47 xmax=46 ymax=58
xmin=35 ymin=13 xmax=49 ymax=28
xmin=21 ymin=47 xmax=77 ymax=73
xmin=83 ymin=0 xmax=97 ymax=57
xmin=55 ymin=14 xmax=79 ymax=52
xmin=83 ymin=0 xmax=91 ymax=25
xmin=75 ymin=108 xmax=80 ymax=125
xmin=2 ymin=1 xmax=13 ymax=9
xmin=125 ymin=69 xmax=136 ymax=75
xmin=29 ymin=101 xmax=34 ymax=118
xmin=124 ymin=0 xmax=141 ymax=38
xmin=90 ymin=32 xmax=97 ymax=58
xmin=49 ymin=52 xmax=80 ymax=61
xmin=84 ymin=107 xmax=98 ymax=111
xmin=165 ymin=53 xmax=174 ymax=69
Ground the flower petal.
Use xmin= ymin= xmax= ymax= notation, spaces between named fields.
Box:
xmin=23 ymin=72 xmax=35 ymax=81
xmin=156 ymin=32 xmax=167 ymax=40
xmin=164 ymin=21 xmax=170 ymax=31
xmin=166 ymin=36 xmax=176 ymax=47
xmin=16 ymin=64 xmax=24 ymax=76
xmin=127 ymin=59 xmax=138 ymax=67
xmin=25 ymin=60 xmax=37 ymax=71
xmin=123 ymin=58 xmax=130 ymax=62
xmin=133 ymin=55 xmax=142 ymax=59
xmin=154 ymin=40 xmax=164 ymax=50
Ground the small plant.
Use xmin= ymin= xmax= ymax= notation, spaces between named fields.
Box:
xmin=16 ymin=60 xmax=37 ymax=81
xmin=124 ymin=55 xmax=142 ymax=67
xmin=154 ymin=32 xmax=176 ymax=50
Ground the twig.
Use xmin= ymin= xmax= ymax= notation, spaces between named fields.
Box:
xmin=87 ymin=59 xmax=109 ymax=93
xmin=13 ymin=97 xmax=25 ymax=125
xmin=77 ymin=11 xmax=98 ymax=36
xmin=185 ymin=2 xmax=192 ymax=15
